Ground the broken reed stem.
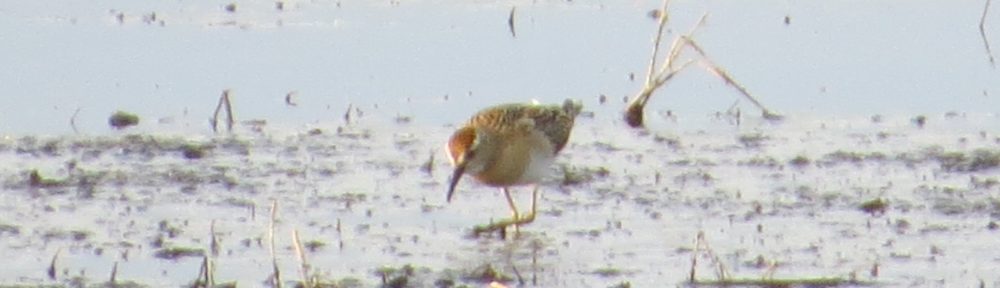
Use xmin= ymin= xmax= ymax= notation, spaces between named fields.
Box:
xmin=683 ymin=37 xmax=780 ymax=119
xmin=292 ymin=229 xmax=311 ymax=288
xmin=626 ymin=0 xmax=674 ymax=127
xmin=48 ymin=248 xmax=61 ymax=280
xmin=207 ymin=256 xmax=215 ymax=287
xmin=981 ymin=0 xmax=996 ymax=67
xmin=644 ymin=0 xmax=672 ymax=88
xmin=110 ymin=261 xmax=118 ymax=286
xmin=343 ymin=103 xmax=353 ymax=124
xmin=223 ymin=90 xmax=235 ymax=131
xmin=702 ymin=233 xmax=730 ymax=281
xmin=269 ymin=200 xmax=283 ymax=288
xmin=658 ymin=14 xmax=707 ymax=77
xmin=648 ymin=60 xmax=697 ymax=97
xmin=648 ymin=13 xmax=707 ymax=98
xmin=627 ymin=6 xmax=780 ymax=127
xmin=69 ymin=107 xmax=81 ymax=134
xmin=211 ymin=220 xmax=220 ymax=257
xmin=625 ymin=8 xmax=706 ymax=127
xmin=689 ymin=232 xmax=700 ymax=283
xmin=196 ymin=256 xmax=206 ymax=287
xmin=689 ymin=231 xmax=732 ymax=282
xmin=211 ymin=91 xmax=224 ymax=133
xmin=508 ymin=6 xmax=517 ymax=38
xmin=196 ymin=255 xmax=215 ymax=288
xmin=645 ymin=15 xmax=705 ymax=95
xmin=205 ymin=221 xmax=218 ymax=287
xmin=211 ymin=90 xmax=236 ymax=133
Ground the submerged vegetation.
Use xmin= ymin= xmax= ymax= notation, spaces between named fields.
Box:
xmin=2 ymin=118 xmax=997 ymax=286
xmin=109 ymin=111 xmax=140 ymax=129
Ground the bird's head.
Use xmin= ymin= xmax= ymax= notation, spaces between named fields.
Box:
xmin=445 ymin=126 xmax=490 ymax=202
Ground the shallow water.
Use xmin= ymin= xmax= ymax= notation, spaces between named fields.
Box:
xmin=3 ymin=112 xmax=999 ymax=287
xmin=2 ymin=0 xmax=1000 ymax=287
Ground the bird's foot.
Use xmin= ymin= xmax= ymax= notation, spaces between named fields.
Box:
xmin=472 ymin=213 xmax=536 ymax=239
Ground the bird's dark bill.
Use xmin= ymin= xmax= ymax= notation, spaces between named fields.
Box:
xmin=446 ymin=164 xmax=466 ymax=202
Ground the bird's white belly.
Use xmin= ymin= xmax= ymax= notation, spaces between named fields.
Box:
xmin=516 ymin=131 xmax=557 ymax=184
xmin=518 ymin=152 xmax=553 ymax=184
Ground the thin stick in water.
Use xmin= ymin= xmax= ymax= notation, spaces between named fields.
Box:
xmin=689 ymin=232 xmax=699 ymax=283
xmin=269 ymin=200 xmax=283 ymax=288
xmin=223 ymin=90 xmax=235 ymax=131
xmin=48 ymin=248 xmax=61 ymax=280
xmin=110 ymin=261 xmax=118 ymax=286
xmin=343 ymin=103 xmax=353 ymax=124
xmin=198 ymin=255 xmax=215 ymax=287
xmin=211 ymin=220 xmax=220 ymax=257
xmin=684 ymin=38 xmax=781 ymax=120
xmin=195 ymin=256 xmax=208 ymax=287
xmin=508 ymin=6 xmax=517 ymax=38
xmin=644 ymin=0 xmax=672 ymax=87
xmin=981 ymin=0 xmax=996 ymax=67
xmin=292 ymin=229 xmax=311 ymax=288
xmin=69 ymin=107 xmax=81 ymax=134
xmin=211 ymin=90 xmax=224 ymax=133
xmin=211 ymin=90 xmax=236 ymax=133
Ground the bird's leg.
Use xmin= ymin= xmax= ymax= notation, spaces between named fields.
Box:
xmin=502 ymin=187 xmax=521 ymax=234
xmin=519 ymin=185 xmax=538 ymax=223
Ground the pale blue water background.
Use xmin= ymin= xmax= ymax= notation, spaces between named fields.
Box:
xmin=1 ymin=1 xmax=1000 ymax=287
xmin=2 ymin=0 xmax=997 ymax=135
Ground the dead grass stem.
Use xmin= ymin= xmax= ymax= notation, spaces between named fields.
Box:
xmin=293 ymin=228 xmax=313 ymax=288
xmin=688 ymin=231 xmax=875 ymax=287
xmin=212 ymin=89 xmax=236 ymax=133
xmin=269 ymin=200 xmax=283 ymax=288
xmin=625 ymin=0 xmax=780 ymax=128
xmin=981 ymin=0 xmax=996 ymax=67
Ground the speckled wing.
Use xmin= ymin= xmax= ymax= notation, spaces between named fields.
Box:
xmin=468 ymin=100 xmax=581 ymax=153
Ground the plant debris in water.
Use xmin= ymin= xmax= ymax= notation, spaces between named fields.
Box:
xmin=789 ymin=155 xmax=811 ymax=167
xmin=860 ymin=198 xmax=889 ymax=215
xmin=1 ymin=111 xmax=997 ymax=287
xmin=458 ymin=264 xmax=512 ymax=285
xmin=935 ymin=148 xmax=1000 ymax=172
xmin=154 ymin=246 xmax=205 ymax=260
xmin=109 ymin=111 xmax=140 ymax=129
xmin=181 ymin=143 xmax=208 ymax=159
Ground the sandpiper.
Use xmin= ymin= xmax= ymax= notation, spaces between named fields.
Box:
xmin=446 ymin=99 xmax=582 ymax=235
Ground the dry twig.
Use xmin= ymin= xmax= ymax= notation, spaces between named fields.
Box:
xmin=625 ymin=0 xmax=780 ymax=128
xmin=269 ymin=200 xmax=283 ymax=288
xmin=211 ymin=89 xmax=236 ymax=133
xmin=109 ymin=261 xmax=118 ymax=286
xmin=47 ymin=248 xmax=61 ymax=280
xmin=508 ymin=6 xmax=517 ymax=38
xmin=210 ymin=220 xmax=220 ymax=257
xmin=293 ymin=229 xmax=312 ymax=288
xmin=981 ymin=0 xmax=996 ymax=67
xmin=689 ymin=231 xmax=730 ymax=282
xmin=685 ymin=37 xmax=781 ymax=120
xmin=69 ymin=107 xmax=81 ymax=134
xmin=196 ymin=255 xmax=215 ymax=287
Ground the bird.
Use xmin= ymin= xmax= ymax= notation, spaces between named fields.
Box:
xmin=446 ymin=99 xmax=582 ymax=234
